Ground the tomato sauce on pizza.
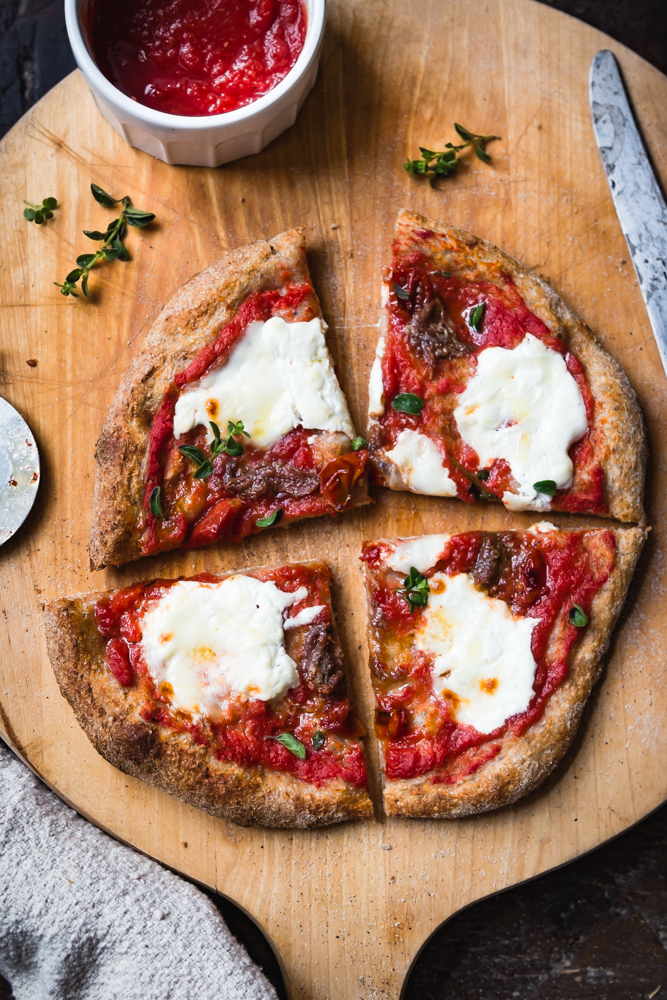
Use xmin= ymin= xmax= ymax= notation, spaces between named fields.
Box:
xmin=94 ymin=563 xmax=368 ymax=789
xmin=361 ymin=527 xmax=615 ymax=785
xmin=141 ymin=282 xmax=368 ymax=557
xmin=369 ymin=226 xmax=607 ymax=516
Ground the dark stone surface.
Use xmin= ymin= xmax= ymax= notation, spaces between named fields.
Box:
xmin=405 ymin=800 xmax=667 ymax=999
xmin=0 ymin=0 xmax=75 ymax=139
xmin=0 ymin=1 xmax=666 ymax=998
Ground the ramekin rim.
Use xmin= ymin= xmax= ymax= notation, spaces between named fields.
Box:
xmin=65 ymin=0 xmax=325 ymax=131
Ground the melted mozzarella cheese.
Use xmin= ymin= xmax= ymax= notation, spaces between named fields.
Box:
xmin=416 ymin=572 xmax=538 ymax=735
xmin=384 ymin=429 xmax=457 ymax=497
xmin=140 ymin=577 xmax=308 ymax=715
xmin=173 ymin=316 xmax=355 ymax=449
xmin=453 ymin=333 xmax=588 ymax=511
xmin=528 ymin=521 xmax=557 ymax=534
xmin=368 ymin=335 xmax=386 ymax=417
xmin=385 ymin=534 xmax=450 ymax=574
xmin=284 ymin=604 xmax=325 ymax=629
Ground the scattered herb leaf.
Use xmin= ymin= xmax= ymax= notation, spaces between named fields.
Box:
xmin=393 ymin=282 xmax=410 ymax=301
xmin=267 ymin=733 xmax=307 ymax=759
xmin=398 ymin=566 xmax=431 ymax=613
xmin=569 ymin=604 xmax=589 ymax=627
xmin=149 ymin=486 xmax=163 ymax=518
xmin=210 ymin=419 xmax=249 ymax=459
xmin=468 ymin=301 xmax=486 ymax=332
xmin=404 ymin=124 xmax=500 ymax=187
xmin=179 ymin=445 xmax=207 ymax=465
xmin=55 ymin=184 xmax=155 ymax=298
xmin=350 ymin=436 xmax=367 ymax=451
xmin=23 ymin=197 xmax=58 ymax=225
xmin=450 ymin=457 xmax=495 ymax=500
xmin=256 ymin=509 xmax=283 ymax=528
xmin=179 ymin=444 xmax=213 ymax=480
xmin=533 ymin=479 xmax=558 ymax=496
xmin=179 ymin=419 xmax=250 ymax=480
xmin=312 ymin=731 xmax=325 ymax=751
xmin=392 ymin=393 xmax=424 ymax=415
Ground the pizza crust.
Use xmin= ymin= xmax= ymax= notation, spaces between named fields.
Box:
xmin=43 ymin=571 xmax=373 ymax=829
xmin=89 ymin=227 xmax=367 ymax=570
xmin=369 ymin=209 xmax=647 ymax=524
xmin=375 ymin=525 xmax=647 ymax=818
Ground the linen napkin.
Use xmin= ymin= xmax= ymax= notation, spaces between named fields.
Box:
xmin=0 ymin=740 xmax=277 ymax=1000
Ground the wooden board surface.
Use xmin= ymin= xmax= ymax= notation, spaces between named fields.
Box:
xmin=1 ymin=1 xmax=667 ymax=996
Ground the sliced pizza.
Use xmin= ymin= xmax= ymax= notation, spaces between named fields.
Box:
xmin=367 ymin=209 xmax=645 ymax=522
xmin=44 ymin=561 xmax=373 ymax=828
xmin=361 ymin=524 xmax=646 ymax=818
xmin=89 ymin=227 xmax=368 ymax=570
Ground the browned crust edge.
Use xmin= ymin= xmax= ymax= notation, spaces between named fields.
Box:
xmin=89 ymin=227 xmax=367 ymax=570
xmin=43 ymin=565 xmax=373 ymax=829
xmin=370 ymin=209 xmax=647 ymax=525
xmin=374 ymin=525 xmax=647 ymax=819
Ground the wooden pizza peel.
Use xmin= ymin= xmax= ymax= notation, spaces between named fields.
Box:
xmin=1 ymin=1 xmax=667 ymax=996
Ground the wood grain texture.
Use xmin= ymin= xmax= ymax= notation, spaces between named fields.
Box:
xmin=1 ymin=2 xmax=667 ymax=997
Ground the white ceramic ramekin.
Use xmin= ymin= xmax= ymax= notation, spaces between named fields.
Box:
xmin=65 ymin=0 xmax=325 ymax=167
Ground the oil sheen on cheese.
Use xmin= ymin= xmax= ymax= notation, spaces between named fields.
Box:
xmin=453 ymin=333 xmax=587 ymax=511
xmin=386 ymin=534 xmax=450 ymax=574
xmin=140 ymin=576 xmax=312 ymax=715
xmin=416 ymin=572 xmax=538 ymax=734
xmin=384 ymin=429 xmax=457 ymax=497
xmin=173 ymin=317 xmax=355 ymax=449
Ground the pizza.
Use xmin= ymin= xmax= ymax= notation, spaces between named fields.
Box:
xmin=44 ymin=561 xmax=373 ymax=828
xmin=360 ymin=524 xmax=646 ymax=818
xmin=89 ymin=227 xmax=369 ymax=570
xmin=367 ymin=210 xmax=646 ymax=522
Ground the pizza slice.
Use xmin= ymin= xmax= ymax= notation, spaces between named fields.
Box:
xmin=361 ymin=524 xmax=646 ymax=818
xmin=44 ymin=561 xmax=373 ymax=828
xmin=89 ymin=227 xmax=368 ymax=570
xmin=367 ymin=209 xmax=646 ymax=522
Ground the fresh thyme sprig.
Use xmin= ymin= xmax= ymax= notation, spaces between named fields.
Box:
xmin=179 ymin=420 xmax=250 ymax=480
xmin=398 ymin=567 xmax=431 ymax=613
xmin=404 ymin=123 xmax=500 ymax=187
xmin=55 ymin=184 xmax=155 ymax=298
xmin=23 ymin=197 xmax=58 ymax=224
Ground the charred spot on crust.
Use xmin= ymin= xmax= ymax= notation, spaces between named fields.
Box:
xmin=406 ymin=295 xmax=471 ymax=368
xmin=117 ymin=720 xmax=160 ymax=764
xmin=300 ymin=623 xmax=345 ymax=695
xmin=223 ymin=459 xmax=320 ymax=499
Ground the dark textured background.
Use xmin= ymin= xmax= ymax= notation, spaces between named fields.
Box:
xmin=1 ymin=1 xmax=666 ymax=997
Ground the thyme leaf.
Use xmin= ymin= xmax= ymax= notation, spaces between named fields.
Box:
xmin=267 ymin=733 xmax=306 ymax=759
xmin=533 ymin=479 xmax=558 ymax=496
xmin=398 ymin=567 xmax=431 ymax=613
xmin=55 ymin=184 xmax=155 ymax=298
xmin=404 ymin=124 xmax=500 ymax=187
xmin=256 ymin=509 xmax=283 ymax=528
xmin=23 ymin=197 xmax=58 ymax=225
xmin=392 ymin=393 xmax=424 ymax=415
xmin=569 ymin=604 xmax=589 ymax=627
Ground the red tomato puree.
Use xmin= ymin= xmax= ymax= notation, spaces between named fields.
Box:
xmin=94 ymin=567 xmax=368 ymax=788
xmin=90 ymin=0 xmax=308 ymax=117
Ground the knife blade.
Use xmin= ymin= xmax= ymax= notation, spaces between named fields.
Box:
xmin=590 ymin=49 xmax=667 ymax=376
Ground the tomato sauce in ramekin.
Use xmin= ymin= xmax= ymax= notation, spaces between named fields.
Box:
xmin=90 ymin=0 xmax=307 ymax=117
